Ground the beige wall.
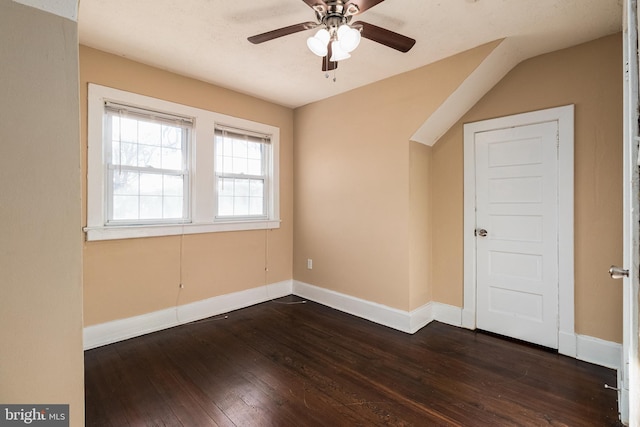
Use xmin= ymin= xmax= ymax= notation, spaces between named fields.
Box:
xmin=433 ymin=33 xmax=623 ymax=342
xmin=409 ymin=142 xmax=432 ymax=310
xmin=293 ymin=41 xmax=501 ymax=311
xmin=0 ymin=2 xmax=84 ymax=424
xmin=80 ymin=46 xmax=294 ymax=326
xmin=294 ymin=33 xmax=622 ymax=343
xmin=81 ymin=32 xmax=622 ymax=344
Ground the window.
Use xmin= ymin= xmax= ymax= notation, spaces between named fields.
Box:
xmin=86 ymin=84 xmax=280 ymax=241
xmin=214 ymin=127 xmax=270 ymax=219
xmin=105 ymin=103 xmax=191 ymax=224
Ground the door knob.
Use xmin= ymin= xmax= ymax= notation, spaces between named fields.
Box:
xmin=475 ymin=228 xmax=488 ymax=237
xmin=609 ymin=265 xmax=629 ymax=279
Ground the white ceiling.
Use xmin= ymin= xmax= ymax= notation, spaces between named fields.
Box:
xmin=78 ymin=0 xmax=623 ymax=109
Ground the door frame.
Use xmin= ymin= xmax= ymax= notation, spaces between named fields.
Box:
xmin=462 ymin=105 xmax=575 ymax=356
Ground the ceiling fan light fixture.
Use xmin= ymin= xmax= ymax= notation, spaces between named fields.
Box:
xmin=337 ymin=25 xmax=361 ymax=53
xmin=330 ymin=40 xmax=351 ymax=61
xmin=247 ymin=0 xmax=417 ymax=72
xmin=307 ymin=28 xmax=330 ymax=56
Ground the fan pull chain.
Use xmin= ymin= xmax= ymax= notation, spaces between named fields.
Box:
xmin=325 ymin=68 xmax=338 ymax=82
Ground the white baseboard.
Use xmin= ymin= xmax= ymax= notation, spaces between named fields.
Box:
xmin=292 ymin=280 xmax=462 ymax=334
xmin=558 ymin=330 xmax=578 ymax=358
xmin=409 ymin=302 xmax=433 ymax=333
xmin=84 ymin=279 xmax=622 ymax=373
xmin=83 ymin=280 xmax=292 ymax=350
xmin=460 ymin=310 xmax=619 ymax=371
xmin=292 ymin=280 xmax=417 ymax=333
xmin=433 ymin=303 xmax=463 ymax=327
xmin=575 ymin=333 xmax=622 ymax=370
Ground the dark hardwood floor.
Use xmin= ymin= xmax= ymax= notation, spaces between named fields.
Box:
xmin=85 ymin=296 xmax=621 ymax=426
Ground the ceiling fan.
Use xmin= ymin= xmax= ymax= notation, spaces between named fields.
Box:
xmin=247 ymin=0 xmax=416 ymax=72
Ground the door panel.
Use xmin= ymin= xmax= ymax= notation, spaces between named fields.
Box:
xmin=475 ymin=121 xmax=559 ymax=349
xmin=488 ymin=215 xmax=542 ymax=242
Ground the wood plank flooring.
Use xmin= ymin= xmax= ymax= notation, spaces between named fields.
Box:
xmin=85 ymin=296 xmax=621 ymax=426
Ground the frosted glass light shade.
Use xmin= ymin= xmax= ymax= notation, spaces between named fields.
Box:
xmin=306 ymin=29 xmax=330 ymax=57
xmin=330 ymin=40 xmax=351 ymax=61
xmin=337 ymin=25 xmax=361 ymax=53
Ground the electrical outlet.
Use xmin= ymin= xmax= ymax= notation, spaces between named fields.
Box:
xmin=307 ymin=259 xmax=313 ymax=270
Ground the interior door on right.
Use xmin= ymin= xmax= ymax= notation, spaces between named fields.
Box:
xmin=475 ymin=121 xmax=559 ymax=349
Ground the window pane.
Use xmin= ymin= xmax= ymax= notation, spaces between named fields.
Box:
xmin=162 ymin=126 xmax=181 ymax=148
xmin=113 ymin=170 xmax=139 ymax=195
xmin=216 ymin=178 xmax=264 ymax=217
xmin=222 ymin=156 xmax=233 ymax=174
xmin=223 ymin=139 xmax=233 ymax=158
xmin=118 ymin=142 xmax=139 ymax=167
xmin=234 ymin=178 xmax=249 ymax=197
xmin=111 ymin=140 xmax=120 ymax=164
xmin=111 ymin=116 xmax=121 ymax=142
xmin=232 ymin=157 xmax=247 ymax=174
xmin=113 ymin=195 xmax=139 ymax=220
xmin=215 ymin=150 xmax=223 ymax=171
xmin=234 ymin=196 xmax=249 ymax=216
xmin=120 ymin=117 xmax=138 ymax=143
xmin=218 ymin=178 xmax=234 ymax=196
xmin=138 ymin=121 xmax=161 ymax=146
xmin=249 ymin=179 xmax=263 ymax=197
xmin=218 ymin=196 xmax=234 ymax=216
xmin=247 ymin=141 xmax=262 ymax=160
xmin=162 ymin=147 xmax=182 ymax=170
xmin=139 ymin=173 xmax=163 ymax=196
xmin=110 ymin=114 xmax=184 ymax=171
xmin=138 ymin=144 xmax=161 ymax=168
xmin=249 ymin=197 xmax=264 ymax=215
xmin=140 ymin=196 xmax=163 ymax=219
xmin=248 ymin=159 xmax=262 ymax=175
xmin=234 ymin=139 xmax=248 ymax=158
xmin=164 ymin=175 xmax=183 ymax=196
xmin=163 ymin=196 xmax=183 ymax=218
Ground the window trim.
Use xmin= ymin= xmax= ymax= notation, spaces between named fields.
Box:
xmin=85 ymin=84 xmax=280 ymax=241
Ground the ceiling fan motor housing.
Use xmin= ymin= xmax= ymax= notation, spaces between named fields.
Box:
xmin=315 ymin=1 xmax=356 ymax=35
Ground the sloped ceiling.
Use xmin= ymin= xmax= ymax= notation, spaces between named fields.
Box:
xmin=411 ymin=37 xmax=520 ymax=146
xmin=79 ymin=0 xmax=622 ymax=109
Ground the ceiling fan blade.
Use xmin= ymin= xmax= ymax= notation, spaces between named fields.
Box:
xmin=344 ymin=0 xmax=386 ymax=15
xmin=322 ymin=42 xmax=338 ymax=71
xmin=352 ymin=21 xmax=416 ymax=52
xmin=248 ymin=22 xmax=318 ymax=44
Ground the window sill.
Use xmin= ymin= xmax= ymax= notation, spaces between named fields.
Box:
xmin=84 ymin=219 xmax=281 ymax=241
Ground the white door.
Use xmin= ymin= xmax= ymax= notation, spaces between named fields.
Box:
xmin=474 ymin=121 xmax=559 ymax=349
xmin=617 ymin=0 xmax=639 ymax=424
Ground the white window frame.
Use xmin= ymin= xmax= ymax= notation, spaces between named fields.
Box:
xmin=86 ymin=84 xmax=280 ymax=241
xmin=104 ymin=102 xmax=192 ymax=225
xmin=213 ymin=126 xmax=272 ymax=221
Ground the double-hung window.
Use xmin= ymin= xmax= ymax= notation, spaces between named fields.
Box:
xmin=214 ymin=127 xmax=270 ymax=220
xmin=85 ymin=84 xmax=280 ymax=241
xmin=104 ymin=103 xmax=191 ymax=224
